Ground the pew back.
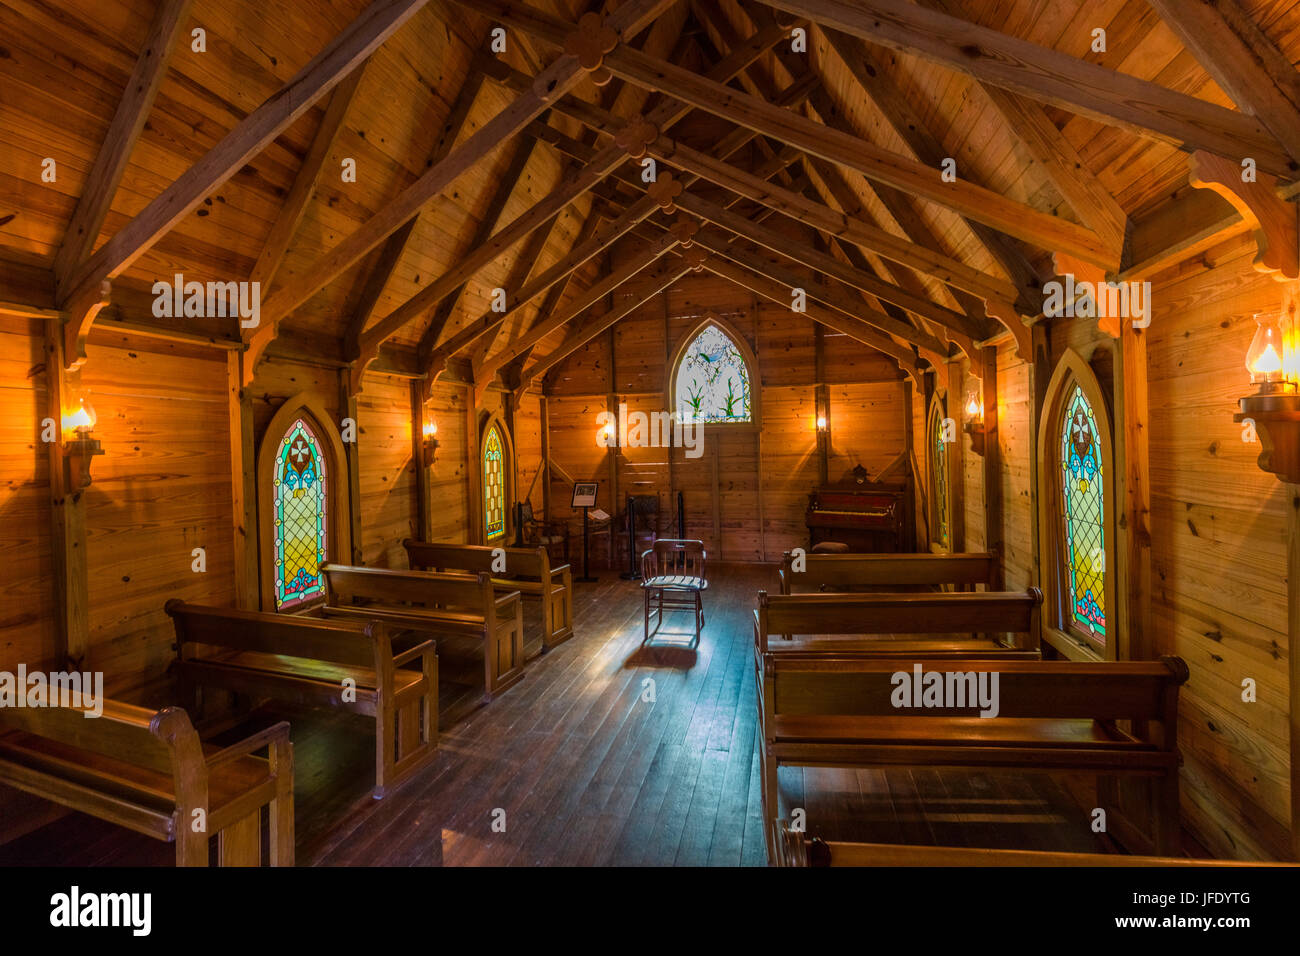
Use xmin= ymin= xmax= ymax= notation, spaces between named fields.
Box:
xmin=402 ymin=540 xmax=548 ymax=580
xmin=167 ymin=599 xmax=387 ymax=667
xmin=765 ymin=656 xmax=1186 ymax=724
xmin=321 ymin=563 xmax=498 ymax=613
xmin=779 ymin=551 xmax=999 ymax=594
xmin=753 ymin=588 xmax=1043 ymax=654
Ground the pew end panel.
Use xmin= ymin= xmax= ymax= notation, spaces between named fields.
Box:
xmin=166 ymin=600 xmax=437 ymax=799
xmin=0 ymin=700 xmax=294 ymax=866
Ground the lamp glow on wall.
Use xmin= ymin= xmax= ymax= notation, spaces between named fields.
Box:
xmin=422 ymin=420 xmax=439 ymax=467
xmin=1233 ymin=310 xmax=1300 ymax=483
xmin=61 ymin=390 xmax=103 ymax=490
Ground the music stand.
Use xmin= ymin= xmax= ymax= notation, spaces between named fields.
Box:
xmin=572 ymin=481 xmax=600 ymax=582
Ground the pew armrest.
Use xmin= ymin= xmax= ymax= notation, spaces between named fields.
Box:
xmin=205 ymin=720 xmax=293 ymax=770
xmin=393 ymin=639 xmax=436 ymax=668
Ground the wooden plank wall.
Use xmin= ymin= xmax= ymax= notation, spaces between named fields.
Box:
xmin=543 ymin=272 xmax=905 ymax=565
xmin=356 ymin=374 xmax=417 ymax=568
xmin=1146 ymin=241 xmax=1292 ymax=861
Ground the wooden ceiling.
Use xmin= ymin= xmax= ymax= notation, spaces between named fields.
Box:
xmin=2 ymin=0 xmax=1298 ymax=390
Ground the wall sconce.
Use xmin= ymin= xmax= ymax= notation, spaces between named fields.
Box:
xmin=815 ymin=414 xmax=828 ymax=433
xmin=962 ymin=390 xmax=988 ymax=457
xmin=1234 ymin=310 xmax=1300 ymax=483
xmin=598 ymin=420 xmax=617 ymax=449
xmin=61 ymin=392 xmax=103 ymax=490
xmin=421 ymin=420 xmax=439 ymax=467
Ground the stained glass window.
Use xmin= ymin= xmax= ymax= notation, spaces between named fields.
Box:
xmin=1059 ymin=383 xmax=1106 ymax=643
xmin=274 ymin=418 xmax=328 ymax=609
xmin=674 ymin=324 xmax=753 ymax=423
xmin=931 ymin=406 xmax=949 ymax=548
xmin=484 ymin=424 xmax=506 ymax=541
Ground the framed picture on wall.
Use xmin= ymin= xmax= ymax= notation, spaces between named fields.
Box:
xmin=571 ymin=481 xmax=599 ymax=509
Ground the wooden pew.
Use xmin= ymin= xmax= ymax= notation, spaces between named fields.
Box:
xmin=755 ymin=653 xmax=1189 ymax=860
xmin=403 ymin=539 xmax=574 ymax=651
xmin=779 ymin=550 xmax=1000 ymax=594
xmin=772 ymin=825 xmax=1283 ymax=867
xmin=0 ymin=699 xmax=293 ymax=865
xmin=166 ymin=601 xmax=436 ymax=799
xmin=754 ymin=588 xmax=1043 ymax=658
xmin=320 ymin=563 xmax=525 ymax=700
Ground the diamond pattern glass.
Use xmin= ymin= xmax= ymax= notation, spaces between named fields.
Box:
xmin=275 ymin=418 xmax=327 ymax=609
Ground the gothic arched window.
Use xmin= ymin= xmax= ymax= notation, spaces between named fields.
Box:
xmin=671 ymin=321 xmax=755 ymax=424
xmin=256 ymin=394 xmax=350 ymax=613
xmin=273 ymin=418 xmax=328 ymax=609
xmin=1038 ymin=351 xmax=1115 ymax=659
xmin=483 ymin=422 xmax=508 ymax=542
xmin=928 ymin=397 xmax=950 ymax=550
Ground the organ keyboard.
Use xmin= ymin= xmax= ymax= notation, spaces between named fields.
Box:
xmin=805 ymin=464 xmax=911 ymax=553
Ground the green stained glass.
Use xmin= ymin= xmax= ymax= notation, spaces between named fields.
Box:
xmin=675 ymin=325 xmax=752 ymax=423
xmin=275 ymin=418 xmax=327 ymax=609
xmin=484 ymin=425 xmax=506 ymax=540
xmin=932 ymin=407 xmax=949 ymax=547
xmin=1059 ymin=384 xmax=1106 ymax=642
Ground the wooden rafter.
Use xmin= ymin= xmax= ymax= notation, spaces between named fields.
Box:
xmin=342 ymin=16 xmax=788 ymax=385
xmin=705 ymin=255 xmax=919 ymax=380
xmin=475 ymin=0 xmax=1117 ymax=268
xmin=477 ymin=230 xmax=681 ymax=384
xmin=250 ymin=64 xmax=367 ymax=293
xmin=808 ymin=26 xmax=1049 ymax=302
xmin=766 ymin=0 xmax=1294 ymax=176
xmin=1147 ymin=0 xmax=1300 ymax=169
xmin=344 ymin=71 xmax=487 ymax=354
xmin=518 ymin=254 xmax=692 ymax=389
xmin=53 ymin=0 xmax=196 ymax=294
xmin=58 ymin=0 xmax=432 ymax=317
xmin=247 ymin=0 xmax=677 ymax=364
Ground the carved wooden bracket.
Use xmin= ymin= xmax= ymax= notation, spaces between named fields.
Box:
xmin=1188 ymin=149 xmax=1299 ymax=281
xmin=919 ymin=348 xmax=949 ymax=392
xmin=564 ymin=12 xmax=618 ymax=77
xmin=1050 ymin=251 xmax=1118 ymax=338
xmin=647 ymin=172 xmax=683 ymax=213
xmin=682 ymin=246 xmax=708 ymax=272
xmin=981 ymin=297 xmax=1032 ymax=356
xmin=1235 ymin=391 xmax=1300 ymax=484
xmin=613 ymin=117 xmax=659 ymax=158
xmin=670 ymin=215 xmax=700 ymax=248
xmin=61 ymin=279 xmax=112 ymax=370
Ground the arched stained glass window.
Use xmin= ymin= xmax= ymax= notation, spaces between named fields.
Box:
xmin=484 ymin=424 xmax=507 ymax=541
xmin=274 ymin=418 xmax=328 ymax=609
xmin=1059 ymin=384 xmax=1106 ymax=643
xmin=929 ymin=401 xmax=950 ymax=549
xmin=673 ymin=324 xmax=753 ymax=423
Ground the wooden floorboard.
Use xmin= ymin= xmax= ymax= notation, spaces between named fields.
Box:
xmin=0 ymin=562 xmax=1169 ymax=866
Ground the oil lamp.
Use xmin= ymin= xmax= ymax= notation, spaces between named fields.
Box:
xmin=421 ymin=420 xmax=439 ymax=467
xmin=61 ymin=390 xmax=103 ymax=490
xmin=1234 ymin=309 xmax=1300 ymax=483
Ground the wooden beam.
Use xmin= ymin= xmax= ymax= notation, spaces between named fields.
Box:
xmin=979 ymin=347 xmax=1003 ymax=589
xmin=690 ymin=224 xmax=946 ymax=353
xmin=766 ymin=0 xmax=1294 ymax=176
xmin=704 ymin=254 xmax=919 ymax=379
xmin=676 ymin=191 xmax=983 ymax=341
xmin=227 ymin=351 xmax=259 ymax=609
xmin=397 ymin=134 xmax=541 ymax=383
xmin=53 ymin=0 xmax=195 ymax=293
xmin=43 ymin=325 xmax=90 ymax=668
xmin=250 ymin=64 xmax=367 ymax=291
xmin=473 ymin=0 xmax=1115 ymax=266
xmin=480 ymin=230 xmax=681 ymax=383
xmin=1148 ymin=0 xmax=1300 ymax=168
xmin=255 ymin=0 xmax=679 ymax=335
xmin=62 ymin=279 xmax=112 ymax=371
xmin=809 ymin=29 xmax=1047 ymax=311
xmin=351 ymin=17 xmax=788 ymax=382
xmin=519 ymin=255 xmax=692 ymax=386
xmin=59 ymin=0 xmax=432 ymax=308
xmin=344 ymin=71 xmax=487 ymax=357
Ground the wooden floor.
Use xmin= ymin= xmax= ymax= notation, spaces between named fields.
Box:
xmin=3 ymin=563 xmax=1140 ymax=866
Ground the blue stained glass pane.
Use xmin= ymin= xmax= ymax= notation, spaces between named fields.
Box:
xmin=674 ymin=325 xmax=753 ymax=423
xmin=1059 ymin=384 xmax=1106 ymax=642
